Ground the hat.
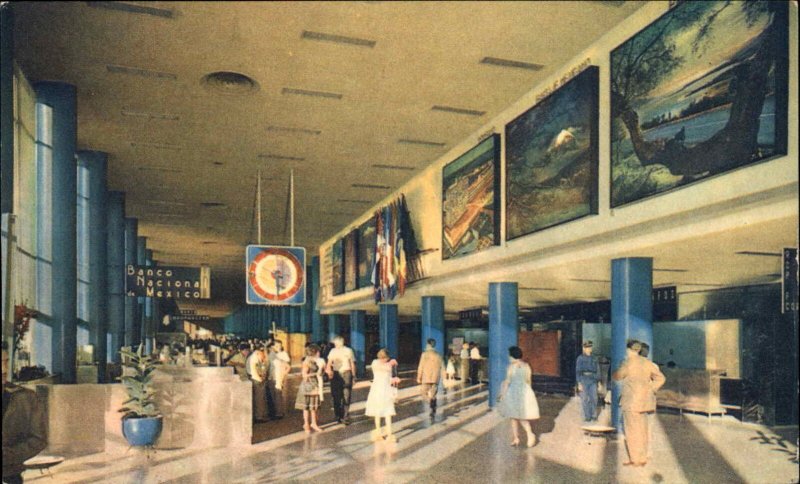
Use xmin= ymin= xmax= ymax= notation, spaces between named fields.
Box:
xmin=582 ymin=341 xmax=593 ymax=348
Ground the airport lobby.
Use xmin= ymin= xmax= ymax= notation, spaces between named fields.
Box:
xmin=1 ymin=2 xmax=798 ymax=483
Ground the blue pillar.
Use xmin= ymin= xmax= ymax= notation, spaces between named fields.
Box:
xmin=488 ymin=282 xmax=518 ymax=408
xmin=379 ymin=304 xmax=399 ymax=360
xmin=124 ymin=218 xmax=139 ymax=346
xmin=610 ymin=257 xmax=653 ymax=432
xmin=311 ymin=257 xmax=323 ymax=342
xmin=350 ymin=310 xmax=366 ymax=377
xmin=78 ymin=151 xmax=108 ymax=381
xmin=136 ymin=237 xmax=147 ymax=350
xmin=35 ymin=81 xmax=78 ymax=384
xmin=0 ymin=6 xmax=13 ymax=214
xmin=288 ymin=306 xmax=300 ymax=333
xmin=421 ymin=296 xmax=445 ymax=355
xmin=328 ymin=314 xmax=340 ymax=342
xmin=106 ymin=192 xmax=125 ymax=362
xmin=144 ymin=249 xmax=154 ymax=354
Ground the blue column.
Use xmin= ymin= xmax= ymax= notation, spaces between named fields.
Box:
xmin=379 ymin=304 xmax=399 ymax=360
xmin=421 ymin=296 xmax=445 ymax=355
xmin=35 ymin=81 xmax=78 ymax=384
xmin=143 ymin=246 xmax=154 ymax=354
xmin=78 ymin=151 xmax=108 ymax=381
xmin=350 ymin=310 xmax=366 ymax=377
xmin=610 ymin=257 xmax=653 ymax=432
xmin=288 ymin=306 xmax=300 ymax=333
xmin=106 ymin=192 xmax=125 ymax=362
xmin=0 ymin=6 xmax=13 ymax=214
xmin=488 ymin=282 xmax=518 ymax=408
xmin=310 ymin=257 xmax=323 ymax=342
xmin=327 ymin=314 xmax=340 ymax=342
xmin=124 ymin=218 xmax=139 ymax=346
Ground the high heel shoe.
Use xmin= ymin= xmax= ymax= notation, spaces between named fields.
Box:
xmin=311 ymin=424 xmax=323 ymax=432
xmin=527 ymin=434 xmax=537 ymax=448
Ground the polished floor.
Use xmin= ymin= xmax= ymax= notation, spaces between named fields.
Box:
xmin=25 ymin=376 xmax=799 ymax=484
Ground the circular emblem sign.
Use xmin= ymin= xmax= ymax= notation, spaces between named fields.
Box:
xmin=247 ymin=248 xmax=304 ymax=301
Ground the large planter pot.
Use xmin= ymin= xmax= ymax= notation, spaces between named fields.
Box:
xmin=122 ymin=416 xmax=163 ymax=447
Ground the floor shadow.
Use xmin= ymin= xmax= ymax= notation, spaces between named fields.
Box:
xmin=657 ymin=413 xmax=748 ymax=483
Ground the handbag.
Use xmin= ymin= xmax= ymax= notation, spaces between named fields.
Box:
xmin=390 ymin=363 xmax=399 ymax=400
xmin=301 ymin=378 xmax=316 ymax=394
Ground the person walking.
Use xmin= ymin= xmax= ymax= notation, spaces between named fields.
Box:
xmin=576 ymin=341 xmax=600 ymax=422
xmin=366 ymin=349 xmax=399 ymax=442
xmin=612 ymin=340 xmax=666 ymax=467
xmin=417 ymin=338 xmax=444 ymax=416
xmin=295 ymin=344 xmax=325 ymax=433
xmin=459 ymin=342 xmax=470 ymax=382
xmin=497 ymin=346 xmax=540 ymax=448
xmin=446 ymin=353 xmax=457 ymax=382
xmin=248 ymin=345 xmax=269 ymax=423
xmin=469 ymin=342 xmax=482 ymax=384
xmin=326 ymin=335 xmax=356 ymax=425
xmin=267 ymin=340 xmax=291 ymax=420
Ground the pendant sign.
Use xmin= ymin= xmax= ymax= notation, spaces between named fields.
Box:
xmin=126 ymin=265 xmax=211 ymax=299
xmin=246 ymin=245 xmax=306 ymax=305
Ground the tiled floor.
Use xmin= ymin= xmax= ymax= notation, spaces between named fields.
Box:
xmin=25 ymin=377 xmax=799 ymax=484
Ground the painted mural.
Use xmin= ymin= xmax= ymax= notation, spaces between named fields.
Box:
xmin=610 ymin=1 xmax=788 ymax=207
xmin=344 ymin=229 xmax=358 ymax=292
xmin=331 ymin=238 xmax=344 ymax=295
xmin=358 ymin=218 xmax=376 ymax=289
xmin=441 ymin=135 xmax=499 ymax=260
xmin=505 ymin=66 xmax=599 ymax=240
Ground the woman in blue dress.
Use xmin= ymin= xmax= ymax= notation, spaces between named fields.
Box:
xmin=497 ymin=346 xmax=540 ymax=447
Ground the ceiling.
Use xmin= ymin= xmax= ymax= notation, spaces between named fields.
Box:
xmin=11 ymin=1 xmax=647 ymax=315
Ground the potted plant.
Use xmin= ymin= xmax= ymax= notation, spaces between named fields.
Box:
xmin=119 ymin=345 xmax=162 ymax=447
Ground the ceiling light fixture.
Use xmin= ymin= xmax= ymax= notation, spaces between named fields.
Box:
xmin=735 ymin=251 xmax=782 ymax=257
xmin=107 ymin=63 xmax=177 ymax=80
xmin=138 ymin=166 xmax=182 ymax=173
xmin=282 ymin=87 xmax=343 ymax=99
xmin=200 ymin=202 xmax=227 ymax=208
xmin=653 ymin=268 xmax=688 ymax=272
xmin=351 ymin=183 xmax=390 ymax=189
xmin=130 ymin=141 xmax=182 ymax=151
xmin=480 ymin=56 xmax=544 ymax=71
xmin=87 ymin=1 xmax=175 ymax=18
xmin=519 ymin=287 xmax=558 ymax=291
xmin=431 ymin=105 xmax=486 ymax=116
xmin=371 ymin=164 xmax=416 ymax=171
xmin=121 ymin=110 xmax=179 ymax=121
xmin=201 ymin=71 xmax=259 ymax=95
xmin=337 ymin=199 xmax=372 ymax=204
xmin=266 ymin=125 xmax=322 ymax=135
xmin=258 ymin=153 xmax=305 ymax=161
xmin=398 ymin=138 xmax=446 ymax=147
xmin=301 ymin=30 xmax=376 ymax=48
xmin=568 ymin=278 xmax=611 ymax=283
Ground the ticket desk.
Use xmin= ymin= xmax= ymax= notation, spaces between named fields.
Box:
xmin=31 ymin=366 xmax=251 ymax=457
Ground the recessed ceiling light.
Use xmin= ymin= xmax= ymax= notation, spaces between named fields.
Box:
xmin=680 ymin=282 xmax=726 ymax=287
xmin=519 ymin=287 xmax=558 ymax=291
xmin=371 ymin=164 xmax=416 ymax=171
xmin=121 ymin=110 xmax=179 ymax=121
xmin=201 ymin=71 xmax=259 ymax=95
xmin=301 ymin=30 xmax=377 ymax=48
xmin=130 ymin=141 xmax=182 ymax=151
xmin=735 ymin=251 xmax=782 ymax=257
xmin=87 ymin=1 xmax=175 ymax=18
xmin=337 ymin=199 xmax=372 ymax=204
xmin=480 ymin=57 xmax=544 ymax=71
xmin=568 ymin=278 xmax=611 ymax=283
xmin=281 ymin=87 xmax=343 ymax=99
xmin=138 ymin=166 xmax=182 ymax=173
xmin=200 ymin=202 xmax=226 ymax=208
xmin=258 ymin=153 xmax=305 ymax=162
xmin=351 ymin=183 xmax=390 ymax=189
xmin=653 ymin=268 xmax=688 ymax=272
xmin=267 ymin=125 xmax=322 ymax=135
xmin=144 ymin=200 xmax=187 ymax=206
xmin=212 ymin=161 xmax=224 ymax=166
xmin=431 ymin=105 xmax=486 ymax=116
xmin=107 ymin=63 xmax=176 ymax=80
xmin=397 ymin=138 xmax=446 ymax=147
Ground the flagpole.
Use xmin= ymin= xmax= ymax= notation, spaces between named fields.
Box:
xmin=290 ymin=168 xmax=295 ymax=247
xmin=257 ymin=169 xmax=262 ymax=245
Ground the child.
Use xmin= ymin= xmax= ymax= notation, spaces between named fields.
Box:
xmin=446 ymin=353 xmax=456 ymax=381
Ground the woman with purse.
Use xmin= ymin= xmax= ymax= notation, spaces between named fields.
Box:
xmin=365 ymin=348 xmax=399 ymax=442
xmin=295 ymin=344 xmax=325 ymax=433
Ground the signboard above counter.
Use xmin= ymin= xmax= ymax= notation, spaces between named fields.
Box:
xmin=126 ymin=265 xmax=211 ymax=299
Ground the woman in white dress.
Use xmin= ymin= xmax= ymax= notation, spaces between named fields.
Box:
xmin=497 ymin=346 xmax=540 ymax=448
xmin=365 ymin=348 xmax=399 ymax=442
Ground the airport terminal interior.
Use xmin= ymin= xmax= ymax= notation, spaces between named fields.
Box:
xmin=1 ymin=1 xmax=798 ymax=483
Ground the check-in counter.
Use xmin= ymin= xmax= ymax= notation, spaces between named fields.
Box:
xmin=32 ymin=365 xmax=252 ymax=457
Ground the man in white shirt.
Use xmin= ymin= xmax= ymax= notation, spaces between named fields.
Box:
xmin=266 ymin=340 xmax=291 ymax=420
xmin=326 ymin=335 xmax=356 ymax=425
xmin=469 ymin=342 xmax=482 ymax=384
xmin=247 ymin=345 xmax=269 ymax=422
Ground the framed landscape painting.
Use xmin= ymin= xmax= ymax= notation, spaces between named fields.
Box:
xmin=344 ymin=229 xmax=358 ymax=292
xmin=331 ymin=238 xmax=344 ymax=296
xmin=357 ymin=218 xmax=376 ymax=289
xmin=505 ymin=66 xmax=599 ymax=241
xmin=442 ymin=134 xmax=500 ymax=260
xmin=610 ymin=1 xmax=788 ymax=207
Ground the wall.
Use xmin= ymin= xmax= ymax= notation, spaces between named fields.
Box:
xmin=319 ymin=2 xmax=798 ymax=314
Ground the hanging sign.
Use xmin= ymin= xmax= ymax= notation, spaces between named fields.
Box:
xmin=246 ymin=245 xmax=306 ymax=305
xmin=126 ymin=265 xmax=210 ymax=299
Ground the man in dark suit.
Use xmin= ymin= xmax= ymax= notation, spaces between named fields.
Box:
xmin=3 ymin=345 xmax=47 ymax=483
